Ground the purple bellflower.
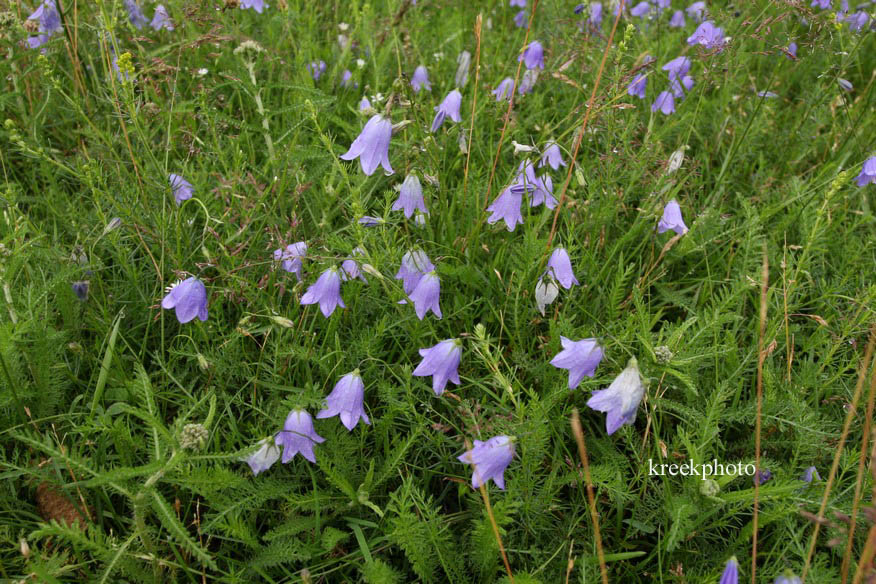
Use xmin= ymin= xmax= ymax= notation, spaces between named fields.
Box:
xmin=774 ymin=574 xmax=802 ymax=584
xmin=842 ymin=11 xmax=869 ymax=32
xmin=657 ymin=199 xmax=689 ymax=235
xmin=787 ymin=42 xmax=798 ymax=59
xmin=546 ymin=247 xmax=579 ymax=289
xmin=275 ymin=409 xmax=325 ymax=463
xmin=395 ymin=250 xmax=435 ymax=295
xmin=487 ymin=187 xmax=524 ymax=231
xmin=838 ymin=78 xmax=853 ymax=92
xmin=514 ymin=10 xmax=528 ymax=28
xmin=413 ymin=338 xmax=462 ymax=396
xmin=493 ymin=77 xmax=516 ymax=101
xmin=458 ymin=436 xmax=515 ymax=490
xmin=168 ymin=173 xmax=193 ymax=206
xmin=242 ymin=0 xmax=268 ymax=12
xmin=125 ymin=0 xmax=149 ymax=29
xmin=358 ymin=216 xmax=384 ymax=226
xmin=540 ymin=141 xmax=566 ymax=170
xmin=244 ymin=438 xmax=281 ymax=475
xmin=669 ymin=9 xmax=685 ymax=27
xmin=510 ymin=0 xmax=527 ymax=6
xmin=274 ymin=241 xmax=307 ymax=281
xmin=26 ymin=0 xmax=62 ymax=49
xmin=393 ymin=174 xmax=428 ymax=218
xmin=359 ymin=96 xmax=372 ymax=111
xmin=802 ymin=466 xmax=821 ymax=483
xmin=720 ymin=557 xmax=739 ymax=584
xmin=528 ymin=175 xmax=557 ymax=208
xmin=810 ymin=0 xmax=831 ymax=7
xmin=590 ymin=2 xmax=604 ymax=28
xmin=340 ymin=114 xmax=394 ymax=176
xmin=652 ymin=91 xmax=676 ymax=115
xmin=685 ymin=1 xmax=706 ymax=22
xmin=670 ymin=75 xmax=695 ymax=98
xmin=300 ymin=267 xmax=345 ymax=317
xmin=150 ymin=5 xmax=174 ymax=31
xmin=307 ymin=60 xmax=327 ymax=81
xmin=663 ymin=56 xmax=691 ymax=81
xmin=586 ymin=357 xmax=646 ymax=435
xmin=409 ymin=271 xmax=442 ymax=319
xmin=550 ymin=337 xmax=604 ymax=389
xmin=627 ymin=74 xmax=647 ymax=99
xmin=630 ymin=2 xmax=651 ymax=17
xmin=411 ymin=65 xmax=431 ymax=92
xmin=754 ymin=469 xmax=772 ymax=485
xmin=317 ymin=371 xmax=370 ymax=430
xmin=341 ymin=248 xmax=368 ymax=283
xmin=519 ymin=41 xmax=545 ymax=70
xmin=687 ymin=21 xmax=725 ymax=50
xmin=431 ymin=89 xmax=463 ymax=133
xmin=340 ymin=70 xmax=355 ymax=88
xmin=855 ymin=156 xmax=876 ymax=186
xmin=162 ymin=277 xmax=208 ymax=323
xmin=519 ymin=69 xmax=539 ymax=94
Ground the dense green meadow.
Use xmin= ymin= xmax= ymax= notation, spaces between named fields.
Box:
xmin=0 ymin=0 xmax=874 ymax=581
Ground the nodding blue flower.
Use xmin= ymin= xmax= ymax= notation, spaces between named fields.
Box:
xmin=340 ymin=114 xmax=394 ymax=176
xmin=393 ymin=174 xmax=428 ymax=218
xmin=244 ymin=438 xmax=281 ymax=475
xmin=658 ymin=199 xmax=689 ymax=235
xmin=359 ymin=96 xmax=372 ymax=111
xmin=162 ymin=277 xmax=208 ymax=323
xmin=528 ymin=175 xmax=557 ymax=208
xmin=72 ymin=281 xmax=90 ymax=302
xmin=486 ymin=187 xmax=524 ymax=231
xmin=411 ymin=65 xmax=432 ymax=92
xmin=413 ymin=338 xmax=462 ymax=396
xmin=458 ymin=436 xmax=515 ymax=490
xmin=687 ymin=21 xmax=725 ymax=50
xmin=514 ymin=10 xmax=528 ymax=28
xmin=340 ymin=69 xmax=355 ymax=88
xmin=300 ymin=266 xmax=345 ymax=317
xmin=540 ymin=141 xmax=566 ymax=170
xmin=574 ymin=3 xmax=587 ymax=14
xmin=273 ymin=241 xmax=307 ymax=281
xmin=685 ymin=1 xmax=706 ymax=22
xmin=627 ymin=74 xmax=647 ymax=99
xmin=358 ymin=215 xmax=384 ymax=226
xmin=275 ymin=410 xmax=325 ymax=463
xmin=670 ymin=75 xmax=694 ymax=98
xmin=546 ymin=247 xmax=579 ymax=289
xmin=754 ymin=469 xmax=772 ymax=485
xmin=838 ymin=78 xmax=853 ymax=92
xmin=519 ymin=41 xmax=545 ymax=70
xmin=341 ymin=248 xmax=368 ymax=283
xmin=395 ymin=250 xmax=435 ymax=295
xmin=550 ymin=337 xmax=603 ymax=389
xmin=630 ymin=1 xmax=651 ymax=17
xmin=774 ymin=573 xmax=802 ymax=584
xmin=519 ymin=69 xmax=539 ymax=94
xmin=663 ymin=56 xmax=691 ymax=81
xmin=787 ymin=42 xmax=797 ymax=59
xmin=669 ymin=10 xmax=685 ymax=27
xmin=589 ymin=2 xmax=603 ymax=28
xmin=409 ymin=271 xmax=442 ymax=319
xmin=307 ymin=60 xmax=327 ymax=81
xmin=150 ymin=5 xmax=174 ymax=31
xmin=456 ymin=50 xmax=472 ymax=87
xmin=492 ymin=77 xmax=516 ymax=101
xmin=855 ymin=156 xmax=876 ymax=187
xmin=510 ymin=0 xmax=527 ymax=6
xmin=26 ymin=0 xmax=62 ymax=49
xmin=651 ymin=91 xmax=675 ymax=115
xmin=842 ymin=10 xmax=869 ymax=32
xmin=720 ymin=557 xmax=739 ymax=584
xmin=810 ymin=0 xmax=831 ymax=8
xmin=802 ymin=466 xmax=821 ymax=483
xmin=317 ymin=371 xmax=370 ymax=431
xmin=586 ymin=357 xmax=645 ymax=435
xmin=242 ymin=0 xmax=269 ymax=12
xmin=431 ymin=89 xmax=463 ymax=133
xmin=168 ymin=173 xmax=193 ymax=206
xmin=125 ymin=0 xmax=149 ymax=29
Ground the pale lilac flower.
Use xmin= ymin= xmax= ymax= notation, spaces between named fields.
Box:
xmin=413 ymin=338 xmax=462 ymax=396
xmin=528 ymin=175 xmax=557 ymax=209
xmin=843 ymin=11 xmax=869 ymax=32
xmin=670 ymin=75 xmax=694 ymax=98
xmin=810 ymin=0 xmax=831 ymax=8
xmin=519 ymin=69 xmax=539 ymax=94
xmin=586 ymin=357 xmax=646 ymax=434
xmin=754 ymin=469 xmax=772 ymax=485
xmin=341 ymin=248 xmax=368 ymax=283
xmin=627 ymin=74 xmax=647 ymax=99
xmin=757 ymin=90 xmax=779 ymax=98
xmin=411 ymin=65 xmax=431 ymax=92
xmin=275 ymin=410 xmax=325 ymax=463
xmin=651 ymin=91 xmax=676 ymax=115
xmin=409 ymin=271 xmax=442 ymax=319
xmin=519 ymin=41 xmax=545 ymax=70
xmin=359 ymin=96 xmax=372 ymax=111
xmin=802 ymin=466 xmax=821 ymax=482
xmin=300 ymin=267 xmax=345 ymax=317
xmin=655 ymin=0 xmax=671 ymax=13
xmin=663 ymin=56 xmax=691 ymax=81
xmin=856 ymin=157 xmax=876 ymax=186
xmin=307 ymin=60 xmax=327 ymax=81
xmin=667 ymin=9 xmax=685 ymax=27
xmin=395 ymin=250 xmax=435 ymax=295
xmin=340 ymin=70 xmax=355 ymax=88
xmin=657 ymin=199 xmax=689 ymax=234
xmin=486 ymin=187 xmax=524 ymax=231
xmin=630 ymin=1 xmax=651 ymax=17
xmin=317 ymin=371 xmax=370 ymax=430
xmin=535 ymin=276 xmax=559 ymax=315
xmin=358 ymin=215 xmax=384 ymax=226
xmin=393 ymin=174 xmax=428 ymax=218
xmin=162 ymin=277 xmax=208 ymax=323
xmin=590 ymin=2 xmax=604 ymax=28
xmin=493 ymin=77 xmax=516 ymax=101
xmin=26 ymin=0 xmax=62 ymax=49
xmin=514 ymin=10 xmax=528 ymax=28
xmin=340 ymin=114 xmax=394 ymax=176
xmin=458 ymin=436 xmax=515 ymax=490
xmin=431 ymin=89 xmax=463 ymax=133
xmin=150 ymin=5 xmax=174 ymax=31
xmin=546 ymin=247 xmax=579 ymax=289
xmin=168 ymin=174 xmax=193 ymax=206
xmin=787 ymin=42 xmax=797 ymax=59
xmin=244 ymin=438 xmax=281 ymax=475
xmin=274 ymin=241 xmax=307 ymax=281
xmin=550 ymin=337 xmax=603 ymax=389
xmin=242 ymin=0 xmax=268 ymax=12
xmin=720 ymin=557 xmax=739 ymax=584
xmin=539 ymin=142 xmax=566 ymax=170
xmin=774 ymin=574 xmax=802 ymax=584
xmin=510 ymin=0 xmax=526 ymax=6
xmin=687 ymin=21 xmax=725 ymax=50
xmin=456 ymin=51 xmax=472 ymax=87
xmin=685 ymin=1 xmax=706 ymax=22
xmin=125 ymin=0 xmax=149 ymax=29
xmin=838 ymin=78 xmax=853 ymax=92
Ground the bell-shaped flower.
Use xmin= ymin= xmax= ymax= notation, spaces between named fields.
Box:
xmin=586 ymin=357 xmax=645 ymax=434
xmin=317 ymin=371 xmax=370 ymax=430
xmin=340 ymin=114 xmax=394 ymax=176
xmin=393 ymin=174 xmax=428 ymax=218
xmin=663 ymin=56 xmax=691 ymax=81
xmin=801 ymin=466 xmax=821 ymax=483
xmin=244 ymin=438 xmax=281 ymax=475
xmin=411 ymin=65 xmax=431 ymax=92
xmin=774 ymin=572 xmax=802 ymax=584
xmin=519 ymin=41 xmax=545 ymax=70
xmin=514 ymin=10 xmax=528 ymax=27
xmin=431 ymin=89 xmax=463 ymax=133
xmin=630 ymin=1 xmax=651 ymax=17
xmin=546 ymin=247 xmax=579 ymax=289
xmin=687 ymin=21 xmax=725 ymax=50
xmin=528 ymin=175 xmax=557 ymax=209
xmin=72 ymin=281 xmax=89 ymax=302
xmin=125 ymin=0 xmax=149 ymax=28
xmin=651 ymin=91 xmax=676 ymax=115
xmin=810 ymin=0 xmax=831 ymax=8
xmin=486 ymin=187 xmax=524 ymax=231
xmin=492 ymin=78 xmax=516 ymax=101
xmin=519 ymin=69 xmax=539 ymax=94
xmin=409 ymin=271 xmax=442 ymax=319
xmin=535 ymin=275 xmax=559 ymax=316
xmin=358 ymin=215 xmax=383 ymax=226
xmin=754 ymin=469 xmax=772 ymax=485
xmin=340 ymin=70 xmax=356 ymax=88
xmin=550 ymin=337 xmax=604 ymax=389
xmin=685 ymin=1 xmax=706 ymax=22
xmin=720 ymin=557 xmax=738 ymax=584
xmin=300 ymin=266 xmax=345 ymax=317
xmin=627 ymin=74 xmax=647 ymax=99
xmin=275 ymin=409 xmax=325 ymax=463
xmin=510 ymin=0 xmax=526 ymax=6
xmin=162 ymin=276 xmax=208 ymax=323
xmin=27 ymin=0 xmax=62 ymax=47
xmin=670 ymin=75 xmax=695 ymax=98
xmin=341 ymin=247 xmax=368 ymax=283
xmin=150 ymin=5 xmax=174 ymax=31
xmin=307 ymin=60 xmax=327 ymax=81
xmin=168 ymin=174 xmax=193 ymax=205
xmin=589 ymin=2 xmax=603 ymax=28
xmin=787 ymin=42 xmax=797 ymax=59
xmin=242 ymin=0 xmax=268 ymax=13
xmin=669 ymin=10 xmax=685 ymax=27
xmin=657 ymin=199 xmax=689 ymax=235
xmin=456 ymin=51 xmax=471 ymax=87
xmin=855 ymin=156 xmax=876 ymax=187
xmin=274 ymin=241 xmax=307 ymax=281
xmin=395 ymin=250 xmax=435 ymax=295
xmin=413 ymin=338 xmax=462 ymax=396
xmin=458 ymin=435 xmax=515 ymax=490
xmin=842 ymin=10 xmax=869 ymax=32
xmin=539 ymin=141 xmax=566 ymax=170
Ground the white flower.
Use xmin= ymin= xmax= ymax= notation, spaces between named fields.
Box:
xmin=586 ymin=357 xmax=646 ymax=435
xmin=535 ymin=276 xmax=559 ymax=316
xmin=512 ymin=140 xmax=536 ymax=155
xmin=356 ymin=58 xmax=366 ymax=69
xmin=242 ymin=438 xmax=281 ymax=476
xmin=338 ymin=22 xmax=349 ymax=31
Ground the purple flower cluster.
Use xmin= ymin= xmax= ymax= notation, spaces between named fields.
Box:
xmin=26 ymin=1 xmax=62 ymax=49
xmin=649 ymin=55 xmax=695 ymax=115
xmin=487 ymin=155 xmax=561 ymax=231
xmin=396 ymin=250 xmax=441 ymax=319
